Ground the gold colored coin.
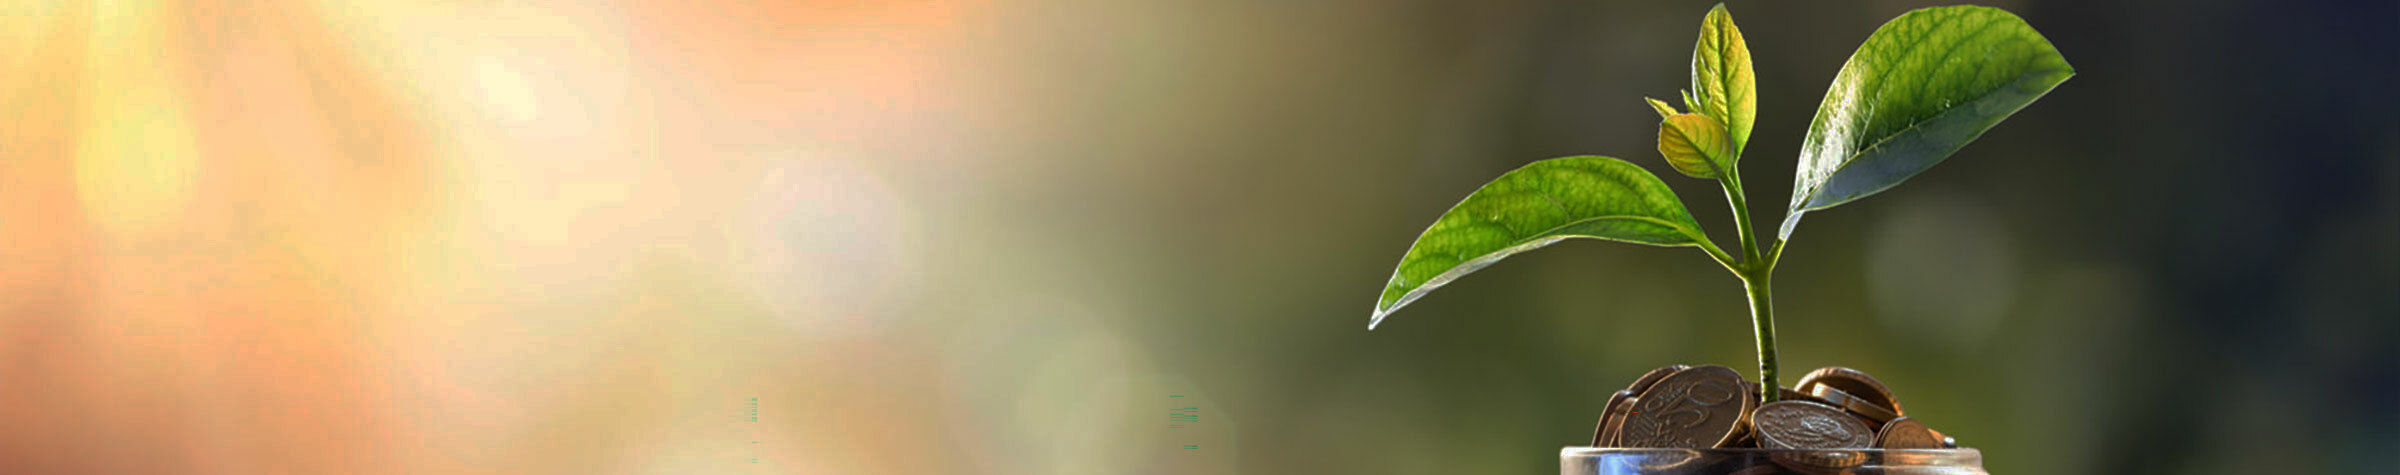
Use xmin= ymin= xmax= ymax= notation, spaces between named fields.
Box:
xmin=1794 ymin=366 xmax=1904 ymax=425
xmin=1874 ymin=416 xmax=1944 ymax=449
xmin=1617 ymin=364 xmax=1752 ymax=448
xmin=1751 ymin=400 xmax=1874 ymax=449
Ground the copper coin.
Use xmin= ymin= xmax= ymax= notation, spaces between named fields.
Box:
xmin=1804 ymin=383 xmax=1901 ymax=425
xmin=1592 ymin=389 xmax=1634 ymax=446
xmin=1875 ymin=417 xmax=1944 ymax=449
xmin=1794 ymin=367 xmax=1904 ymax=423
xmin=1617 ymin=364 xmax=1752 ymax=448
xmin=1600 ymin=364 xmax=1690 ymax=445
xmin=1595 ymin=365 xmax=1690 ymax=446
xmin=1751 ymin=400 xmax=1874 ymax=449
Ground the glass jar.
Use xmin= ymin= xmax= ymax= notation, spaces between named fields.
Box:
xmin=1561 ymin=447 xmax=1986 ymax=474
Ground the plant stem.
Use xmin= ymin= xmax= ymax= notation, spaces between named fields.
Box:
xmin=1696 ymin=237 xmax=1739 ymax=272
xmin=1720 ymin=172 xmax=1761 ymax=264
xmin=1739 ymin=268 xmax=1778 ymax=402
xmin=1718 ymin=166 xmax=1781 ymax=403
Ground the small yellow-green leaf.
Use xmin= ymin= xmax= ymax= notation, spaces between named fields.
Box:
xmin=1371 ymin=156 xmax=1710 ymax=329
xmin=1689 ymin=3 xmax=1757 ymax=156
xmin=1644 ymin=97 xmax=1679 ymax=119
xmin=1657 ymin=113 xmax=1732 ymax=179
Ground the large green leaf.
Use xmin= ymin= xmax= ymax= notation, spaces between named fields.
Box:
xmin=1779 ymin=6 xmax=2073 ymax=239
xmin=1371 ymin=156 xmax=1710 ymax=329
xmin=1689 ymin=4 xmax=1756 ymax=157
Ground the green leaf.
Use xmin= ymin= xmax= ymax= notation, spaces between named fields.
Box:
xmin=1645 ymin=97 xmax=1679 ymax=119
xmin=1371 ymin=156 xmax=1710 ymax=329
xmin=1780 ymin=5 xmax=2073 ymax=239
xmin=1689 ymin=3 xmax=1756 ymax=156
xmin=1657 ymin=113 xmax=1732 ymax=179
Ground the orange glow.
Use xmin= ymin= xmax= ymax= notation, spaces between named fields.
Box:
xmin=1 ymin=0 xmax=983 ymax=472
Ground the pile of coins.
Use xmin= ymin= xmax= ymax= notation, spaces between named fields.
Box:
xmin=1592 ymin=364 xmax=1957 ymax=452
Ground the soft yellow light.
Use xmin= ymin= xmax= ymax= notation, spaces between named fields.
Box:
xmin=472 ymin=54 xmax=542 ymax=124
xmin=74 ymin=0 xmax=199 ymax=237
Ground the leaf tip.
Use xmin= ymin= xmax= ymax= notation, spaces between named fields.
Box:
xmin=1644 ymin=97 xmax=1678 ymax=118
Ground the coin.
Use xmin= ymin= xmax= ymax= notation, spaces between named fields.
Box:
xmin=1750 ymin=400 xmax=1874 ymax=449
xmin=1794 ymin=367 xmax=1904 ymax=425
xmin=1875 ymin=417 xmax=1944 ymax=449
xmin=1592 ymin=389 xmax=1634 ymax=446
xmin=1616 ymin=364 xmax=1752 ymax=448
xmin=1804 ymin=383 xmax=1900 ymax=425
xmin=1597 ymin=365 xmax=1690 ymax=446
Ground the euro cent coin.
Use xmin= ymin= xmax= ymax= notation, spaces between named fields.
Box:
xmin=1616 ymin=364 xmax=1752 ymax=448
xmin=1794 ymin=367 xmax=1904 ymax=424
xmin=1874 ymin=417 xmax=1944 ymax=449
xmin=1597 ymin=365 xmax=1689 ymax=447
xmin=1804 ymin=383 xmax=1901 ymax=425
xmin=1751 ymin=400 xmax=1874 ymax=449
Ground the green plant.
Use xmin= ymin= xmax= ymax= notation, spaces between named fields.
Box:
xmin=1368 ymin=4 xmax=2071 ymax=402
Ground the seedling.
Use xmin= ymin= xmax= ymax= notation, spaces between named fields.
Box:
xmin=1369 ymin=4 xmax=2070 ymax=402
